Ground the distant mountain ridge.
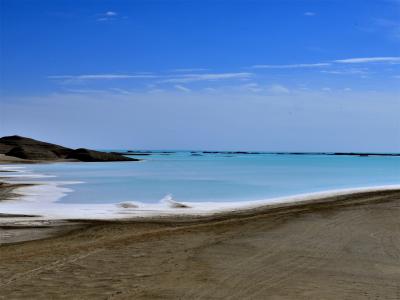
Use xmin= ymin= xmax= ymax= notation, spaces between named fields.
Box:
xmin=0 ymin=135 xmax=138 ymax=162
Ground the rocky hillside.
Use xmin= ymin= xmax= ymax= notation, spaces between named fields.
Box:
xmin=0 ymin=136 xmax=138 ymax=162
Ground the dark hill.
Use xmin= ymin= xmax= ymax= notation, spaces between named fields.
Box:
xmin=0 ymin=135 xmax=72 ymax=158
xmin=66 ymin=148 xmax=135 ymax=162
xmin=6 ymin=146 xmax=60 ymax=161
xmin=0 ymin=135 xmax=138 ymax=162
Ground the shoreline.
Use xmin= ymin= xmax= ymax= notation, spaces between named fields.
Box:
xmin=1 ymin=177 xmax=400 ymax=220
xmin=1 ymin=163 xmax=399 ymax=246
xmin=1 ymin=180 xmax=400 ymax=244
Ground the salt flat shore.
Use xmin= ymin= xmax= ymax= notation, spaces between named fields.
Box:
xmin=1 ymin=184 xmax=400 ymax=299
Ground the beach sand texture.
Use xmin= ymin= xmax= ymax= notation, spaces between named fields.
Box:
xmin=1 ymin=189 xmax=400 ymax=299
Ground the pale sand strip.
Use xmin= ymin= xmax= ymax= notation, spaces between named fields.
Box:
xmin=1 ymin=182 xmax=400 ymax=220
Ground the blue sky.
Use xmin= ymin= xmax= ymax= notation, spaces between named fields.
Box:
xmin=0 ymin=0 xmax=399 ymax=151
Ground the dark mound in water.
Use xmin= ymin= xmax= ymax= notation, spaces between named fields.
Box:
xmin=111 ymin=151 xmax=151 ymax=156
xmin=67 ymin=148 xmax=137 ymax=162
xmin=0 ymin=135 xmax=138 ymax=162
xmin=331 ymin=152 xmax=400 ymax=157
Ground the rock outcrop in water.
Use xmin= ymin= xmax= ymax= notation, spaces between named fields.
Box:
xmin=0 ymin=135 xmax=138 ymax=162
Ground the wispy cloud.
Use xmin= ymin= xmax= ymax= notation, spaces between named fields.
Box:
xmin=170 ymin=68 xmax=208 ymax=73
xmin=49 ymin=72 xmax=252 ymax=84
xmin=48 ymin=72 xmax=254 ymax=88
xmin=304 ymin=12 xmax=316 ymax=17
xmin=335 ymin=57 xmax=400 ymax=64
xmin=97 ymin=11 xmax=119 ymax=22
xmin=174 ymin=85 xmax=191 ymax=92
xmin=320 ymin=68 xmax=369 ymax=75
xmin=163 ymin=72 xmax=252 ymax=83
xmin=268 ymin=84 xmax=290 ymax=94
xmin=47 ymin=55 xmax=399 ymax=90
xmin=240 ymin=83 xmax=263 ymax=92
xmin=48 ymin=74 xmax=157 ymax=80
xmin=109 ymin=88 xmax=134 ymax=95
xmin=252 ymin=57 xmax=400 ymax=70
xmin=252 ymin=63 xmax=330 ymax=69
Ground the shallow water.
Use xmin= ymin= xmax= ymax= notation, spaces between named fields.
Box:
xmin=4 ymin=152 xmax=400 ymax=205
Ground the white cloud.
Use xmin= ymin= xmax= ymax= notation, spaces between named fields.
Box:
xmin=61 ymin=88 xmax=109 ymax=94
xmin=109 ymin=88 xmax=133 ymax=95
xmin=48 ymin=74 xmax=157 ymax=80
xmin=240 ymin=83 xmax=263 ymax=92
xmin=322 ymin=87 xmax=332 ymax=92
xmin=252 ymin=63 xmax=330 ymax=69
xmin=48 ymin=72 xmax=253 ymax=86
xmin=174 ymin=85 xmax=191 ymax=92
xmin=97 ymin=11 xmax=119 ymax=21
xmin=47 ymin=55 xmax=399 ymax=90
xmin=105 ymin=11 xmax=117 ymax=16
xmin=163 ymin=72 xmax=252 ymax=83
xmin=252 ymin=57 xmax=400 ymax=70
xmin=304 ymin=12 xmax=316 ymax=16
xmin=268 ymin=84 xmax=290 ymax=94
xmin=170 ymin=68 xmax=208 ymax=73
xmin=320 ymin=68 xmax=369 ymax=75
xmin=335 ymin=57 xmax=400 ymax=64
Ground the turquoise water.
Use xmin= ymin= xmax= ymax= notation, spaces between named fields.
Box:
xmin=14 ymin=152 xmax=400 ymax=204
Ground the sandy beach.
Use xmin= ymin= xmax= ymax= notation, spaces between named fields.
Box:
xmin=1 ymin=186 xmax=400 ymax=299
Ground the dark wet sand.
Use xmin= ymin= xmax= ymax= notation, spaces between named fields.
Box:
xmin=0 ymin=182 xmax=31 ymax=201
xmin=0 ymin=189 xmax=400 ymax=299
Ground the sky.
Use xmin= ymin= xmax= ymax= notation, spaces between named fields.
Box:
xmin=0 ymin=0 xmax=399 ymax=151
